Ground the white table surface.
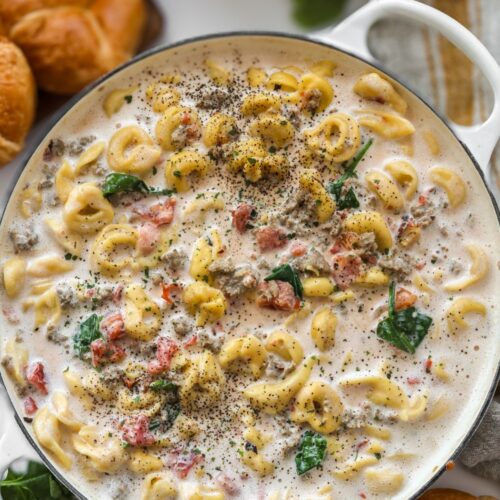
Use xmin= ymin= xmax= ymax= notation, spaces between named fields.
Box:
xmin=1 ymin=0 xmax=499 ymax=497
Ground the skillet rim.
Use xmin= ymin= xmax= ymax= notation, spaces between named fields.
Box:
xmin=0 ymin=30 xmax=498 ymax=500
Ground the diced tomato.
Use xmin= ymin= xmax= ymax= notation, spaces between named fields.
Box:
xmin=216 ymin=472 xmax=240 ymax=495
xmin=147 ymin=337 xmax=179 ymax=374
xmin=407 ymin=376 xmax=421 ymax=385
xmin=183 ymin=335 xmax=198 ymax=348
xmin=90 ymin=339 xmax=126 ymax=367
xmin=26 ymin=362 xmax=48 ymax=395
xmin=290 ymin=241 xmax=307 ymax=257
xmin=112 ymin=284 xmax=123 ymax=304
xmin=137 ymin=222 xmax=160 ymax=255
xmin=415 ymin=261 xmax=425 ymax=270
xmin=255 ymin=226 xmax=287 ymax=252
xmin=181 ymin=112 xmax=192 ymax=125
xmin=232 ymin=204 xmax=255 ymax=233
xmin=424 ymin=357 xmax=433 ymax=374
xmin=123 ymin=376 xmax=136 ymax=389
xmin=256 ymin=281 xmax=300 ymax=311
xmin=24 ymin=396 xmax=38 ymax=415
xmin=359 ymin=492 xmax=367 ymax=499
xmin=122 ymin=415 xmax=156 ymax=447
xmin=394 ymin=288 xmax=417 ymax=311
xmin=331 ymin=254 xmax=362 ymax=289
xmin=161 ymin=282 xmax=181 ymax=304
xmin=418 ymin=194 xmax=427 ymax=206
xmin=146 ymin=198 xmax=177 ymax=226
xmin=166 ymin=449 xmax=204 ymax=479
xmin=100 ymin=312 xmax=125 ymax=340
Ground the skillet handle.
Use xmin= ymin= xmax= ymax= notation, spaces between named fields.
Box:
xmin=0 ymin=390 xmax=41 ymax=474
xmin=315 ymin=0 xmax=500 ymax=177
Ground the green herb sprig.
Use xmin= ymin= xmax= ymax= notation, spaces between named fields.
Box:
xmin=328 ymin=138 xmax=373 ymax=210
xmin=295 ymin=431 xmax=327 ymax=475
xmin=376 ymin=282 xmax=432 ymax=354
xmin=292 ymin=0 xmax=347 ymax=29
xmin=102 ymin=173 xmax=175 ymax=198
xmin=265 ymin=264 xmax=303 ymax=299
xmin=0 ymin=460 xmax=76 ymax=499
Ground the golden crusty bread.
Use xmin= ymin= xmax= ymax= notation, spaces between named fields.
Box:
xmin=0 ymin=0 xmax=146 ymax=95
xmin=419 ymin=488 xmax=497 ymax=500
xmin=0 ymin=36 xmax=36 ymax=166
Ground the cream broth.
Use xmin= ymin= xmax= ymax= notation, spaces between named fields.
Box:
xmin=0 ymin=37 xmax=499 ymax=500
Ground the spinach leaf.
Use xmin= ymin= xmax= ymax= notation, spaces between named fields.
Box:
xmin=328 ymin=138 xmax=373 ymax=209
xmin=292 ymin=0 xmax=347 ymax=29
xmin=102 ymin=173 xmax=175 ymax=198
xmin=376 ymin=282 xmax=432 ymax=354
xmin=150 ymin=379 xmax=178 ymax=392
xmin=264 ymin=264 xmax=303 ymax=299
xmin=165 ymin=401 xmax=181 ymax=429
xmin=0 ymin=460 xmax=76 ymax=499
xmin=295 ymin=431 xmax=327 ymax=475
xmin=73 ymin=313 xmax=103 ymax=358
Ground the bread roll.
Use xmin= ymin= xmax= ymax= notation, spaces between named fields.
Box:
xmin=0 ymin=36 xmax=36 ymax=166
xmin=0 ymin=0 xmax=146 ymax=95
xmin=419 ymin=488 xmax=493 ymax=500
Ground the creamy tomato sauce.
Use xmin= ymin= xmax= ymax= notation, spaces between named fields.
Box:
xmin=0 ymin=36 xmax=499 ymax=500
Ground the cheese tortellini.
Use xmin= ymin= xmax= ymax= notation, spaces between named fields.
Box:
xmin=357 ymin=109 xmax=415 ymax=139
xmin=72 ymin=425 xmax=126 ymax=473
xmin=429 ymin=166 xmax=467 ymax=208
xmin=365 ymin=170 xmax=405 ymax=211
xmin=3 ymin=257 xmax=26 ymax=298
xmin=91 ymin=224 xmax=138 ymax=276
xmin=181 ymin=350 xmax=225 ymax=407
xmin=141 ymin=472 xmax=178 ymax=500
xmin=343 ymin=211 xmax=393 ymax=250
xmin=444 ymin=245 xmax=488 ymax=291
xmin=227 ymin=138 xmax=289 ymax=182
xmin=156 ymin=106 xmax=201 ymax=150
xmin=305 ymin=112 xmax=361 ymax=164
xmin=299 ymin=169 xmax=336 ymax=223
xmin=310 ymin=307 xmax=337 ymax=351
xmin=291 ymin=381 xmax=344 ymax=433
xmin=446 ymin=297 xmax=486 ymax=334
xmin=2 ymin=337 xmax=28 ymax=388
xmin=353 ymin=73 xmax=407 ymax=114
xmin=33 ymin=407 xmax=72 ymax=469
xmin=219 ymin=334 xmax=267 ymax=378
xmin=123 ymin=284 xmax=161 ymax=341
xmin=265 ymin=330 xmax=304 ymax=365
xmin=243 ymin=356 xmax=316 ymax=415
xmin=63 ymin=183 xmax=114 ymax=234
xmin=384 ymin=160 xmax=418 ymax=199
xmin=165 ymin=151 xmax=210 ymax=192
xmin=249 ymin=113 xmax=295 ymax=148
xmin=107 ymin=125 xmax=161 ymax=175
xmin=182 ymin=281 xmax=227 ymax=326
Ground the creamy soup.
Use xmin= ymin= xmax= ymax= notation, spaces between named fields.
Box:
xmin=0 ymin=36 xmax=499 ymax=500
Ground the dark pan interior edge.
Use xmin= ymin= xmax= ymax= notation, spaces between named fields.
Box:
xmin=0 ymin=31 xmax=498 ymax=500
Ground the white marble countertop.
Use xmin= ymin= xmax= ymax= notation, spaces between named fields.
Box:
xmin=1 ymin=0 xmax=499 ymax=497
